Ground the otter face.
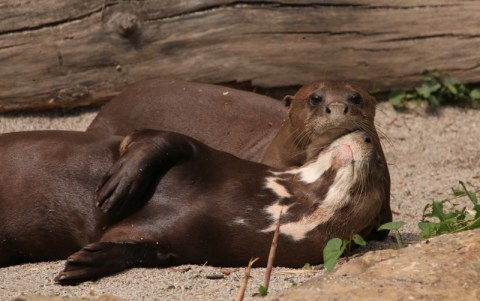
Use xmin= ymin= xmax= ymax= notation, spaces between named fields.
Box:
xmin=283 ymin=81 xmax=377 ymax=155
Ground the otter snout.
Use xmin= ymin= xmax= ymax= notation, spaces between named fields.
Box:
xmin=325 ymin=102 xmax=349 ymax=116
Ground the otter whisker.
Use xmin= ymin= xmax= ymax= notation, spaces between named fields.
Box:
xmin=373 ymin=121 xmax=393 ymax=148
xmin=284 ymin=127 xmax=312 ymax=159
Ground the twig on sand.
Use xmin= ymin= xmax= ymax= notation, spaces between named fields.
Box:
xmin=235 ymin=257 xmax=259 ymax=301
xmin=262 ymin=209 xmax=283 ymax=295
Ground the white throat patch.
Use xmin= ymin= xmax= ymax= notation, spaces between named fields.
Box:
xmin=272 ymin=152 xmax=332 ymax=184
xmin=260 ymin=163 xmax=354 ymax=241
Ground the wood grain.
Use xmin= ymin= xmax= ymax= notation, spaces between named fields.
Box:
xmin=1 ymin=0 xmax=479 ymax=111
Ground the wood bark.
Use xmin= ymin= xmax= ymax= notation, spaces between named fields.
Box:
xmin=1 ymin=0 xmax=479 ymax=111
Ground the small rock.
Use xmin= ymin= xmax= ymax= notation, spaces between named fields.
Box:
xmin=205 ymin=274 xmax=225 ymax=280
xmin=334 ymin=258 xmax=369 ymax=276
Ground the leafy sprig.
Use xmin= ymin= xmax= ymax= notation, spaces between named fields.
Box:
xmin=389 ymin=71 xmax=480 ymax=109
xmin=323 ymin=234 xmax=366 ymax=272
xmin=419 ymin=181 xmax=480 ymax=239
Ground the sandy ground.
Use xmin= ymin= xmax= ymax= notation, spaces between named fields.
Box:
xmin=1 ymin=102 xmax=479 ymax=300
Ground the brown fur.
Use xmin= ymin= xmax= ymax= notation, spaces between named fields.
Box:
xmin=263 ymin=80 xmax=378 ymax=168
xmin=0 ymin=129 xmax=384 ymax=284
xmin=87 ymin=79 xmax=286 ymax=162
xmin=88 ymin=79 xmax=392 ymax=238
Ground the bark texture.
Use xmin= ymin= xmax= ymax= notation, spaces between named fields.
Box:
xmin=1 ymin=0 xmax=479 ymax=111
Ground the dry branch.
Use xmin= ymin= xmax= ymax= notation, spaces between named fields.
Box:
xmin=235 ymin=257 xmax=259 ymax=301
xmin=262 ymin=209 xmax=283 ymax=294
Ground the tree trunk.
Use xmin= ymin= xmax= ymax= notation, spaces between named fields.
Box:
xmin=1 ymin=0 xmax=479 ymax=111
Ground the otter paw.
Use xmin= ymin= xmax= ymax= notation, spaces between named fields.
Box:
xmin=55 ymin=242 xmax=131 ymax=285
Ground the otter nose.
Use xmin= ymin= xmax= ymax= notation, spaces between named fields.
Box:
xmin=325 ymin=103 xmax=349 ymax=115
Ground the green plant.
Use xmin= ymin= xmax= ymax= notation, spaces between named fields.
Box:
xmin=389 ymin=70 xmax=480 ymax=109
xmin=302 ymin=263 xmax=312 ymax=270
xmin=258 ymin=285 xmax=268 ymax=297
xmin=369 ymin=83 xmax=380 ymax=95
xmin=378 ymin=221 xmax=406 ymax=248
xmin=418 ymin=181 xmax=480 ymax=239
xmin=322 ymin=234 xmax=366 ymax=272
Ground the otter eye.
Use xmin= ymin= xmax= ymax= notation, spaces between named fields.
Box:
xmin=348 ymin=93 xmax=362 ymax=105
xmin=309 ymin=93 xmax=323 ymax=107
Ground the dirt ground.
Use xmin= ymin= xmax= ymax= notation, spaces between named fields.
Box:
xmin=1 ymin=101 xmax=479 ymax=300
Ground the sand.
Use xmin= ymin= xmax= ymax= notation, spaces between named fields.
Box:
xmin=1 ymin=102 xmax=479 ymax=300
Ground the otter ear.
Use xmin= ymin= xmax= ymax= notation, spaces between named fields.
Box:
xmin=282 ymin=95 xmax=293 ymax=107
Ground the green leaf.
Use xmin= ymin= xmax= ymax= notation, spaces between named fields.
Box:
xmin=451 ymin=187 xmax=466 ymax=197
xmin=470 ymin=89 xmax=480 ymax=100
xmin=421 ymin=73 xmax=438 ymax=85
xmin=474 ymin=204 xmax=480 ymax=219
xmin=415 ymin=84 xmax=432 ymax=98
xmin=323 ymin=238 xmax=345 ymax=272
xmin=302 ymin=263 xmax=312 ymax=270
xmin=446 ymin=84 xmax=458 ymax=95
xmin=428 ymin=94 xmax=440 ymax=107
xmin=443 ymin=77 xmax=461 ymax=95
xmin=351 ymin=234 xmax=366 ymax=246
xmin=418 ymin=221 xmax=439 ymax=239
xmin=389 ymin=89 xmax=406 ymax=108
xmin=431 ymin=200 xmax=447 ymax=221
xmin=459 ymin=181 xmax=478 ymax=205
xmin=468 ymin=217 xmax=480 ymax=230
xmin=394 ymin=231 xmax=404 ymax=248
xmin=378 ymin=220 xmax=406 ymax=231
xmin=404 ymin=92 xmax=417 ymax=100
xmin=437 ymin=217 xmax=459 ymax=234
xmin=258 ymin=285 xmax=268 ymax=296
xmin=443 ymin=77 xmax=460 ymax=85
xmin=369 ymin=84 xmax=380 ymax=95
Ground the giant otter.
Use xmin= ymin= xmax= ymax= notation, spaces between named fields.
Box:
xmin=0 ymin=129 xmax=385 ymax=284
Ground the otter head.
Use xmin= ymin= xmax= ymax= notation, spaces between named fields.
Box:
xmin=282 ymin=80 xmax=377 ymax=163
xmin=314 ymin=130 xmax=386 ymax=236
xmin=324 ymin=130 xmax=386 ymax=237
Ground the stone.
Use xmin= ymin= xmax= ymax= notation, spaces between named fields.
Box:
xmin=268 ymin=229 xmax=480 ymax=301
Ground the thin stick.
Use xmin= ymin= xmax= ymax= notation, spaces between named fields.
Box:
xmin=235 ymin=257 xmax=259 ymax=301
xmin=263 ymin=209 xmax=283 ymax=293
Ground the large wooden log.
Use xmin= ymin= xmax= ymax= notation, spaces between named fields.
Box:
xmin=1 ymin=0 xmax=479 ymax=111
